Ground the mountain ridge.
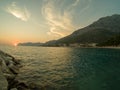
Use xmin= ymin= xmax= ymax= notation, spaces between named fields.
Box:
xmin=44 ymin=14 xmax=120 ymax=46
xmin=18 ymin=14 xmax=120 ymax=47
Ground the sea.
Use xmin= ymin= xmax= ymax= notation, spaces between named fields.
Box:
xmin=0 ymin=45 xmax=120 ymax=90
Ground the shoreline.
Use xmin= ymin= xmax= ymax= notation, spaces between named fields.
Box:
xmin=17 ymin=45 xmax=120 ymax=49
xmin=0 ymin=50 xmax=44 ymax=90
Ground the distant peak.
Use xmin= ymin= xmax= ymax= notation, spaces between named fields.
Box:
xmin=112 ymin=14 xmax=120 ymax=16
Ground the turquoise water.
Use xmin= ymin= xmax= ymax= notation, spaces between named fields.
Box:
xmin=0 ymin=46 xmax=120 ymax=90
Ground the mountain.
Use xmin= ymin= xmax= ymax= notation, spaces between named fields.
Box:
xmin=96 ymin=34 xmax=120 ymax=46
xmin=44 ymin=40 xmax=57 ymax=46
xmin=18 ymin=42 xmax=43 ymax=46
xmin=45 ymin=14 xmax=120 ymax=46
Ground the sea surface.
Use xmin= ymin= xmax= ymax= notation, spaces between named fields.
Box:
xmin=0 ymin=45 xmax=120 ymax=90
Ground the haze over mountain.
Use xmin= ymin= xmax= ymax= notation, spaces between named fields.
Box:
xmin=18 ymin=42 xmax=43 ymax=46
xmin=44 ymin=14 xmax=120 ymax=46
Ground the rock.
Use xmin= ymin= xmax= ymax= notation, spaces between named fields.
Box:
xmin=0 ymin=53 xmax=16 ymax=80
xmin=15 ymin=82 xmax=29 ymax=90
xmin=10 ymin=88 xmax=18 ymax=90
xmin=0 ymin=50 xmax=20 ymax=90
xmin=8 ymin=63 xmax=19 ymax=74
xmin=0 ymin=69 xmax=8 ymax=90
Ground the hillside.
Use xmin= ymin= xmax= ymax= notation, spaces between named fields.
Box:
xmin=96 ymin=34 xmax=120 ymax=46
xmin=45 ymin=14 xmax=120 ymax=46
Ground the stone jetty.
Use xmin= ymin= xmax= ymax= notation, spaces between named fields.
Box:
xmin=0 ymin=50 xmax=20 ymax=90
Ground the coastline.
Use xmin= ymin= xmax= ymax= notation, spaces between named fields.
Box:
xmin=43 ymin=46 xmax=120 ymax=49
xmin=18 ymin=45 xmax=120 ymax=49
xmin=75 ymin=46 xmax=120 ymax=49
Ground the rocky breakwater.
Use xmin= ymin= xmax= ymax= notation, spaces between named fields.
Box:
xmin=0 ymin=50 xmax=55 ymax=90
xmin=0 ymin=50 xmax=20 ymax=90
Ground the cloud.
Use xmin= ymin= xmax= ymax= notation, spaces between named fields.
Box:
xmin=41 ymin=0 xmax=77 ymax=38
xmin=6 ymin=2 xmax=30 ymax=21
xmin=42 ymin=0 xmax=91 ymax=38
xmin=79 ymin=0 xmax=92 ymax=14
xmin=72 ymin=0 xmax=80 ymax=6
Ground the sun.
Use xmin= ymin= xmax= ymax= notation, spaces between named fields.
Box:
xmin=14 ymin=43 xmax=18 ymax=46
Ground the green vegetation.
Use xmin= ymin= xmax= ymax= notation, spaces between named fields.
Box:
xmin=97 ymin=34 xmax=120 ymax=46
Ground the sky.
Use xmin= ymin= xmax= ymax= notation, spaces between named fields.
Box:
xmin=0 ymin=0 xmax=120 ymax=45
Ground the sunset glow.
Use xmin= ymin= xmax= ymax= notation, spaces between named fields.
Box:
xmin=0 ymin=1 xmax=120 ymax=89
xmin=14 ymin=43 xmax=17 ymax=47
xmin=0 ymin=0 xmax=120 ymax=45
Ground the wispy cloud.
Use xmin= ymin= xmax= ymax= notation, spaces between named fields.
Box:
xmin=42 ymin=0 xmax=92 ymax=39
xmin=42 ymin=0 xmax=77 ymax=38
xmin=68 ymin=0 xmax=80 ymax=10
xmin=6 ymin=2 xmax=30 ymax=21
xmin=72 ymin=0 xmax=80 ymax=6
xmin=79 ymin=0 xmax=92 ymax=14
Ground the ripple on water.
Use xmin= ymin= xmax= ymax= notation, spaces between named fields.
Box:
xmin=0 ymin=46 xmax=120 ymax=90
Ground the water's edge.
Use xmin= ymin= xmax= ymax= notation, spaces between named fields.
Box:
xmin=0 ymin=50 xmax=55 ymax=90
xmin=0 ymin=46 xmax=120 ymax=90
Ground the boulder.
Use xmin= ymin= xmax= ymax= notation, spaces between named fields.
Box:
xmin=0 ymin=50 xmax=20 ymax=90
xmin=10 ymin=88 xmax=18 ymax=90
xmin=0 ymin=69 xmax=8 ymax=90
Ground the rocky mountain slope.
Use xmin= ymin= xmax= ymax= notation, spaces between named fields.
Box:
xmin=45 ymin=14 xmax=120 ymax=46
xmin=97 ymin=34 xmax=120 ymax=46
